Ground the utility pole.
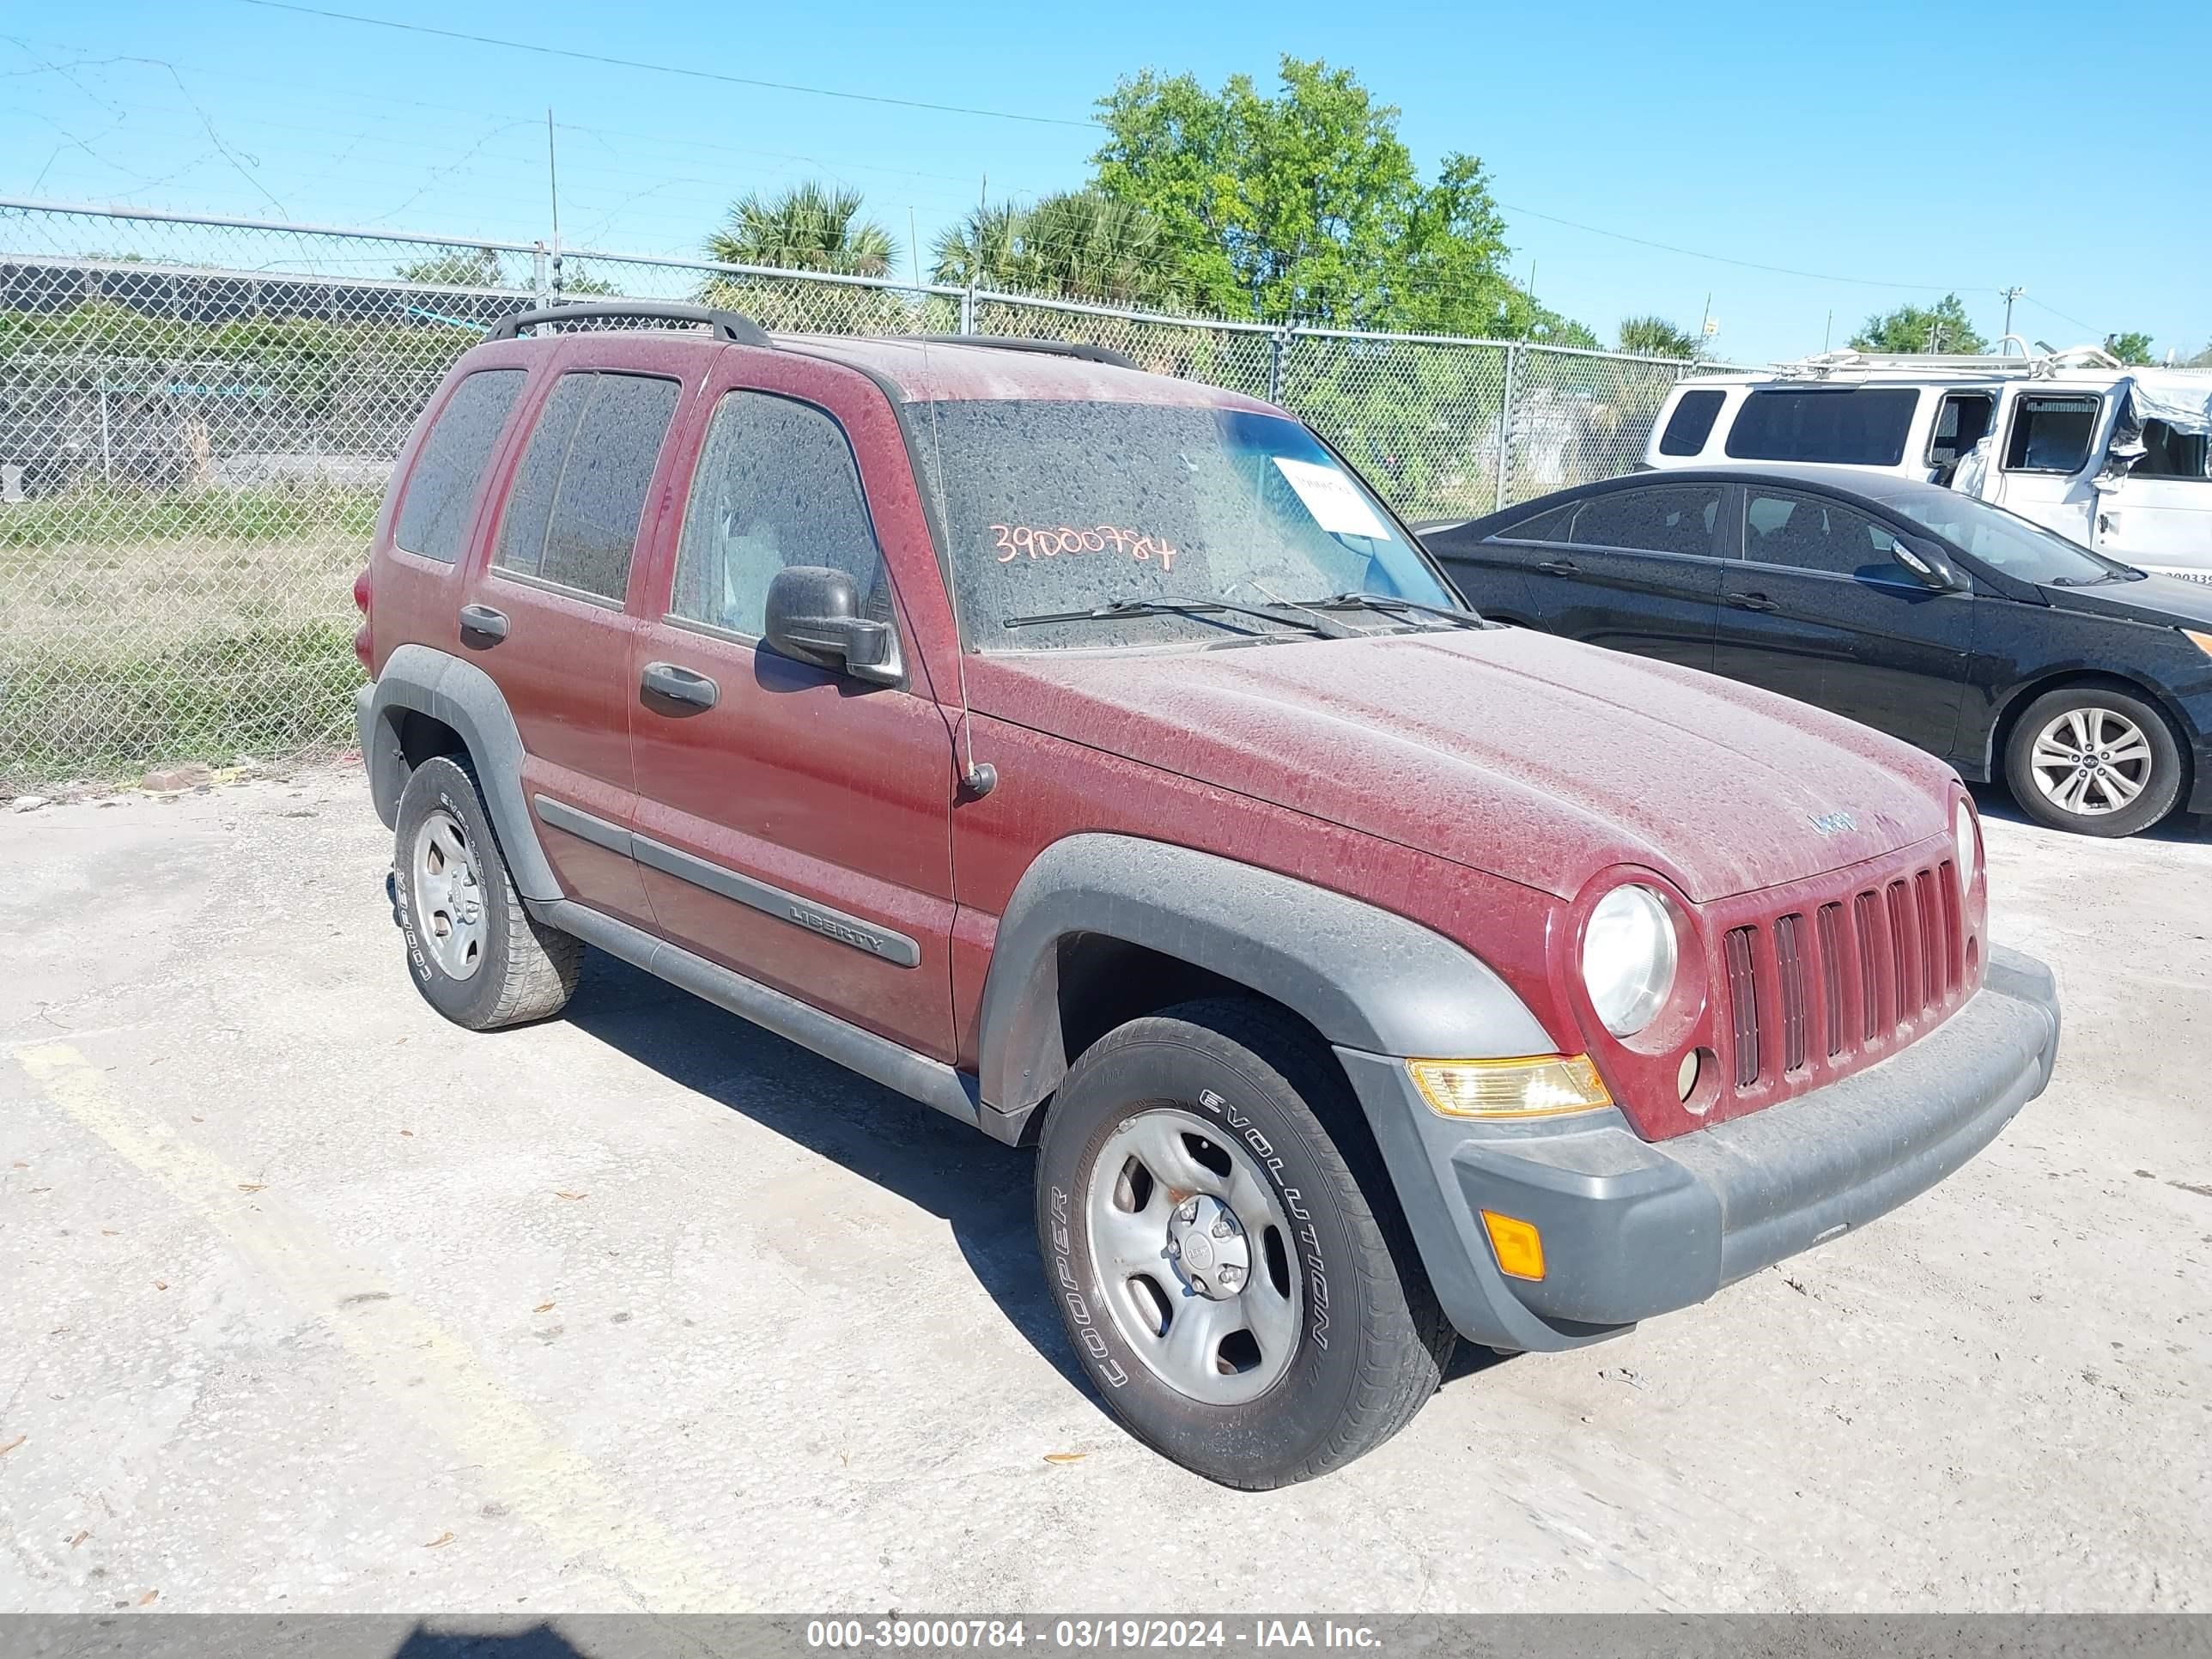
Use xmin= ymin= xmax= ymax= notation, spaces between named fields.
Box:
xmin=1823 ymin=309 xmax=1832 ymax=352
xmin=545 ymin=108 xmax=562 ymax=302
xmin=2000 ymin=285 xmax=2025 ymax=340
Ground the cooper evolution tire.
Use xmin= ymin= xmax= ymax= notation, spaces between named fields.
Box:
xmin=1034 ymin=998 xmax=1453 ymax=1488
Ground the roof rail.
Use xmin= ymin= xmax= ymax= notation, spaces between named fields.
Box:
xmin=905 ymin=333 xmax=1140 ymax=371
xmin=488 ymin=301 xmax=770 ymax=347
xmin=1771 ymin=340 xmax=2124 ymax=380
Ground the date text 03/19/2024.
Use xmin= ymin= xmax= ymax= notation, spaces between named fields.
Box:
xmin=804 ymin=1620 xmax=1384 ymax=1650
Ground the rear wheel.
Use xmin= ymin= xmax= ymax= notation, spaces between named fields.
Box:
xmin=1035 ymin=998 xmax=1453 ymax=1488
xmin=392 ymin=755 xmax=581 ymax=1029
xmin=2004 ymin=686 xmax=2184 ymax=838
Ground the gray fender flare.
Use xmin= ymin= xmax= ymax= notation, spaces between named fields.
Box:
xmin=356 ymin=642 xmax=560 ymax=902
xmin=975 ymin=833 xmax=1553 ymax=1121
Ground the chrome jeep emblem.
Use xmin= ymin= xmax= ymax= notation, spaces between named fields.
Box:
xmin=1809 ymin=810 xmax=1858 ymax=836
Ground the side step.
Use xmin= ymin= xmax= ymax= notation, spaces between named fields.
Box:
xmin=528 ymin=897 xmax=981 ymax=1130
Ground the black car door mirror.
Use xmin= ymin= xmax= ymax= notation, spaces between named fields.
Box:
xmin=1895 ymin=536 xmax=1966 ymax=592
xmin=763 ymin=566 xmax=902 ymax=685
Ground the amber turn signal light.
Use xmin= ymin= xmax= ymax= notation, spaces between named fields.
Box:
xmin=1480 ymin=1211 xmax=1546 ymax=1280
xmin=1408 ymin=1054 xmax=1612 ymax=1119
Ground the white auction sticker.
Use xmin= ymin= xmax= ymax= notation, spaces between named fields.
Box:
xmin=1273 ymin=456 xmax=1392 ymax=540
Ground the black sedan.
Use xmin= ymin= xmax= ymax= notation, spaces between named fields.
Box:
xmin=1419 ymin=465 xmax=2212 ymax=837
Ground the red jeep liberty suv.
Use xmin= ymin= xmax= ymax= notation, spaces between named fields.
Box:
xmin=355 ymin=301 xmax=2062 ymax=1487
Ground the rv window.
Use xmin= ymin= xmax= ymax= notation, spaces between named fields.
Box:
xmin=2002 ymin=395 xmax=2100 ymax=475
xmin=1657 ymin=390 xmax=1725 ymax=457
xmin=2135 ymin=419 xmax=2212 ymax=480
xmin=1723 ymin=387 xmax=1917 ymax=466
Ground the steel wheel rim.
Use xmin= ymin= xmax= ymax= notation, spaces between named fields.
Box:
xmin=1084 ymin=1105 xmax=1303 ymax=1406
xmin=2027 ymin=707 xmax=2154 ymax=817
xmin=410 ymin=808 xmax=487 ymax=981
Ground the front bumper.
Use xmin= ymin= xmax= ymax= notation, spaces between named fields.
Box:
xmin=1335 ymin=945 xmax=2060 ymax=1352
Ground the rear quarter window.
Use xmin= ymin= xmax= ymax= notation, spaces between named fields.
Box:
xmin=1724 ymin=386 xmax=1918 ymax=466
xmin=392 ymin=368 xmax=526 ymax=562
xmin=1657 ymin=389 xmax=1725 ymax=457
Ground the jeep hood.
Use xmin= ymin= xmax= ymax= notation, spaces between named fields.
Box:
xmin=974 ymin=629 xmax=1954 ymax=902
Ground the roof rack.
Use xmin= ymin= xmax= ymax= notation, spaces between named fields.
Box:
xmin=488 ymin=301 xmax=770 ymax=347
xmin=904 ymin=333 xmax=1140 ymax=371
xmin=1770 ymin=338 xmax=2124 ymax=380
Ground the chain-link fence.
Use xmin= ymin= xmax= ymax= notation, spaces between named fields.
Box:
xmin=0 ymin=198 xmax=1727 ymax=787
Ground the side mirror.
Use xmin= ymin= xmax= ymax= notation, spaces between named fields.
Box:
xmin=1894 ymin=536 xmax=1966 ymax=592
xmin=763 ymin=566 xmax=902 ymax=685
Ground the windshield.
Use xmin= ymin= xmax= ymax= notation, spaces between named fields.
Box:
xmin=1876 ymin=489 xmax=2137 ymax=586
xmin=913 ymin=399 xmax=1457 ymax=650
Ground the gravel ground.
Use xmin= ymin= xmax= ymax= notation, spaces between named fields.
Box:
xmin=1 ymin=764 xmax=2206 ymax=1614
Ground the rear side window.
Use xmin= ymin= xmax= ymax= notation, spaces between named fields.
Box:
xmin=1743 ymin=489 xmax=1916 ymax=583
xmin=1657 ymin=389 xmax=1725 ymax=457
xmin=392 ymin=369 xmax=525 ymax=562
xmin=1568 ymin=485 xmax=1723 ymax=556
xmin=1493 ymin=501 xmax=1577 ymax=543
xmin=495 ymin=371 xmax=682 ymax=601
xmin=1724 ymin=387 xmax=1918 ymax=465
xmin=2002 ymin=395 xmax=2100 ymax=475
xmin=670 ymin=390 xmax=890 ymax=638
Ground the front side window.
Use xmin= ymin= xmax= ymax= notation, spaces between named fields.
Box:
xmin=1657 ymin=389 xmax=1725 ymax=457
xmin=495 ymin=371 xmax=681 ymax=601
xmin=1565 ymin=485 xmax=1723 ymax=557
xmin=393 ymin=368 xmax=526 ymax=562
xmin=2136 ymin=419 xmax=2212 ymax=480
xmin=2002 ymin=394 xmax=2100 ymax=475
xmin=1873 ymin=487 xmax=2135 ymax=586
xmin=1743 ymin=489 xmax=1917 ymax=583
xmin=671 ymin=391 xmax=890 ymax=637
xmin=1725 ymin=387 xmax=1919 ymax=466
xmin=915 ymin=401 xmax=1455 ymax=651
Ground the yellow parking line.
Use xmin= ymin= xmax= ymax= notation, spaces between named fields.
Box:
xmin=13 ymin=1041 xmax=746 ymax=1612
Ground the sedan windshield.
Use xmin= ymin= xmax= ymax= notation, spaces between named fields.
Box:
xmin=1875 ymin=488 xmax=2140 ymax=586
xmin=911 ymin=399 xmax=1459 ymax=650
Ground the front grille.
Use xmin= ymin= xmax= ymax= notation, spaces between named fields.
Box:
xmin=1721 ymin=859 xmax=1966 ymax=1097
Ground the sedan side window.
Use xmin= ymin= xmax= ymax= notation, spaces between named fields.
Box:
xmin=1565 ymin=485 xmax=1723 ymax=557
xmin=671 ymin=390 xmax=890 ymax=638
xmin=1743 ymin=490 xmax=1919 ymax=584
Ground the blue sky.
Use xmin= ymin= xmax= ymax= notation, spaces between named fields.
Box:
xmin=5 ymin=0 xmax=2207 ymax=364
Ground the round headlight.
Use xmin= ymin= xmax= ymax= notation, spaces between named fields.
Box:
xmin=1582 ymin=884 xmax=1679 ymax=1037
xmin=1954 ymin=797 xmax=1978 ymax=890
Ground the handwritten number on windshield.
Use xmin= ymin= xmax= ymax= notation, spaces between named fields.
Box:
xmin=991 ymin=523 xmax=1179 ymax=573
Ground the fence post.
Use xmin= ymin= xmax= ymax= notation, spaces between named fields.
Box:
xmin=1267 ymin=328 xmax=1290 ymax=405
xmin=1494 ymin=343 xmax=1522 ymax=512
xmin=532 ymin=243 xmax=550 ymax=308
xmin=99 ymin=382 xmax=113 ymax=484
xmin=959 ymin=280 xmax=976 ymax=337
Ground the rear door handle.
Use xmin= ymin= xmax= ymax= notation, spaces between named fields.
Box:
xmin=640 ymin=661 xmax=720 ymax=710
xmin=1535 ymin=558 xmax=1579 ymax=574
xmin=459 ymin=603 xmax=509 ymax=641
xmin=1725 ymin=592 xmax=1780 ymax=612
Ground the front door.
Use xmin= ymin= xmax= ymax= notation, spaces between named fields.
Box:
xmin=2094 ymin=418 xmax=2212 ymax=580
xmin=1502 ymin=480 xmax=1729 ymax=671
xmin=1985 ymin=385 xmax=2110 ymax=545
xmin=1710 ymin=484 xmax=1971 ymax=758
xmin=625 ymin=362 xmax=959 ymax=1060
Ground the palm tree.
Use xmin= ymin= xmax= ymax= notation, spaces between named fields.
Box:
xmin=932 ymin=191 xmax=1183 ymax=309
xmin=1618 ymin=315 xmax=1699 ymax=360
xmin=705 ymin=182 xmax=897 ymax=278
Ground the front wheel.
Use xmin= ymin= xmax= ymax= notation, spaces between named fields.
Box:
xmin=1035 ymin=999 xmax=1453 ymax=1488
xmin=2003 ymin=686 xmax=2185 ymax=838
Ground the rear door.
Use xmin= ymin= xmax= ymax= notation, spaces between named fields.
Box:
xmin=624 ymin=352 xmax=958 ymax=1060
xmin=1984 ymin=385 xmax=2110 ymax=544
xmin=464 ymin=338 xmax=692 ymax=929
xmin=1710 ymin=484 xmax=1970 ymax=756
xmin=1490 ymin=481 xmax=1729 ymax=671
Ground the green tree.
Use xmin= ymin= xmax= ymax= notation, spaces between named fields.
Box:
xmin=1850 ymin=294 xmax=1987 ymax=355
xmin=1089 ymin=56 xmax=1571 ymax=339
xmin=705 ymin=182 xmax=896 ymax=277
xmin=397 ymin=248 xmax=507 ymax=289
xmin=1617 ymin=315 xmax=1699 ymax=360
xmin=932 ymin=190 xmax=1185 ymax=307
xmin=2104 ymin=331 xmax=2155 ymax=366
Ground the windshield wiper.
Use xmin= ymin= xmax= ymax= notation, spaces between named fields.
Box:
xmin=1001 ymin=596 xmax=1339 ymax=636
xmin=1294 ymin=591 xmax=1488 ymax=629
xmin=2048 ymin=571 xmax=2132 ymax=587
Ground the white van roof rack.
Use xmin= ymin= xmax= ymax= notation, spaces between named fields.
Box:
xmin=1768 ymin=337 xmax=2124 ymax=381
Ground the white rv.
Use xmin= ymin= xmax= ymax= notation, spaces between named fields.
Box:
xmin=1641 ymin=343 xmax=2212 ymax=580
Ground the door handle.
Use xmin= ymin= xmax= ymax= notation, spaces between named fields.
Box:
xmin=1725 ymin=592 xmax=1780 ymax=612
xmin=1535 ymin=558 xmax=1579 ymax=574
xmin=458 ymin=603 xmax=509 ymax=641
xmin=640 ymin=661 xmax=720 ymax=710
